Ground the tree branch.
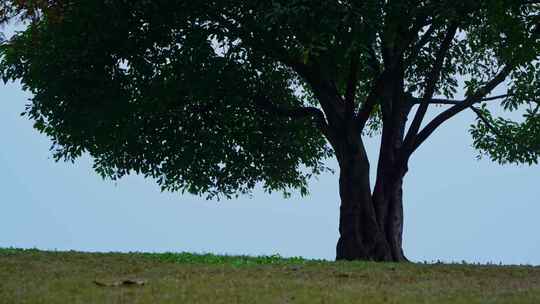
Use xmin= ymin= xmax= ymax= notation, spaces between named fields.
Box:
xmin=406 ymin=23 xmax=437 ymax=65
xmin=285 ymin=59 xmax=345 ymax=128
xmin=470 ymin=106 xmax=505 ymax=138
xmin=411 ymin=65 xmax=513 ymax=153
xmin=254 ymin=94 xmax=334 ymax=143
xmin=403 ymin=23 xmax=458 ymax=150
xmin=345 ymin=53 xmax=360 ymax=119
xmin=355 ymin=72 xmax=386 ymax=131
xmin=470 ymin=106 xmax=538 ymax=153
xmin=409 ymin=94 xmax=510 ymax=105
xmin=367 ymin=45 xmax=382 ymax=75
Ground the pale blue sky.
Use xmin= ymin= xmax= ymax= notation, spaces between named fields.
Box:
xmin=1 ymin=78 xmax=539 ymax=265
xmin=1 ymin=22 xmax=539 ymax=264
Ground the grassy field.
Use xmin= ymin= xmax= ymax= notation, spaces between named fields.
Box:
xmin=1 ymin=248 xmax=539 ymax=303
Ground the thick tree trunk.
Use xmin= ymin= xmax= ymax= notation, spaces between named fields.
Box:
xmin=334 ymin=135 xmax=407 ymax=262
xmin=335 ymin=154 xmax=407 ymax=261
xmin=373 ymin=176 xmax=407 ymax=262
xmin=334 ymin=91 xmax=410 ymax=262
xmin=371 ymin=122 xmax=409 ymax=262
xmin=310 ymin=68 xmax=410 ymax=262
xmin=335 ymin=145 xmax=391 ymax=261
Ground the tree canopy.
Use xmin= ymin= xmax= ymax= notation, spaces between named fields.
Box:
xmin=1 ymin=0 xmax=539 ymax=200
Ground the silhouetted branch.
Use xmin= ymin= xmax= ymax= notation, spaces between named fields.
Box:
xmin=254 ymin=95 xmax=334 ymax=143
xmin=403 ymin=23 xmax=458 ymax=150
xmin=409 ymin=94 xmax=510 ymax=105
xmin=412 ymin=65 xmax=513 ymax=152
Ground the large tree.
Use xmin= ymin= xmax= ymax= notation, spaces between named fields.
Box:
xmin=1 ymin=0 xmax=539 ymax=262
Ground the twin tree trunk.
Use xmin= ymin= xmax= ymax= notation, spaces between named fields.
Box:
xmin=329 ymin=77 xmax=410 ymax=262
xmin=309 ymin=64 xmax=412 ymax=262
xmin=335 ymin=134 xmax=407 ymax=262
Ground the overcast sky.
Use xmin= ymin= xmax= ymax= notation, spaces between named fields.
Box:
xmin=1 ymin=21 xmax=539 ymax=265
xmin=2 ymin=78 xmax=539 ymax=265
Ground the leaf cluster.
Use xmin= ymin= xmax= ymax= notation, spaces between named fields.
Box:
xmin=1 ymin=0 xmax=539 ymax=198
xmin=1 ymin=0 xmax=333 ymax=198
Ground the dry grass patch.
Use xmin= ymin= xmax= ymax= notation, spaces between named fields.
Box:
xmin=1 ymin=248 xmax=539 ymax=303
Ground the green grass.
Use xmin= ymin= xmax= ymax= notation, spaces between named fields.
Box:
xmin=1 ymin=248 xmax=539 ymax=303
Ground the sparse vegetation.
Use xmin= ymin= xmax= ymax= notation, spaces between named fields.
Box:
xmin=1 ymin=248 xmax=539 ymax=303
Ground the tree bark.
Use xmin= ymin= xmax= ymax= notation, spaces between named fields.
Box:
xmin=334 ymin=127 xmax=410 ymax=262
xmin=308 ymin=72 xmax=409 ymax=262
xmin=334 ymin=79 xmax=410 ymax=262
xmin=335 ymin=142 xmax=407 ymax=262
xmin=370 ymin=106 xmax=409 ymax=262
xmin=372 ymin=175 xmax=407 ymax=262
xmin=335 ymin=140 xmax=392 ymax=261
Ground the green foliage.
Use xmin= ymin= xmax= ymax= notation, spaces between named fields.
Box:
xmin=471 ymin=103 xmax=540 ymax=165
xmin=1 ymin=1 xmax=334 ymax=199
xmin=0 ymin=0 xmax=539 ymax=198
xmin=0 ymin=247 xmax=312 ymax=266
xmin=455 ymin=1 xmax=540 ymax=164
xmin=140 ymin=252 xmax=311 ymax=267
